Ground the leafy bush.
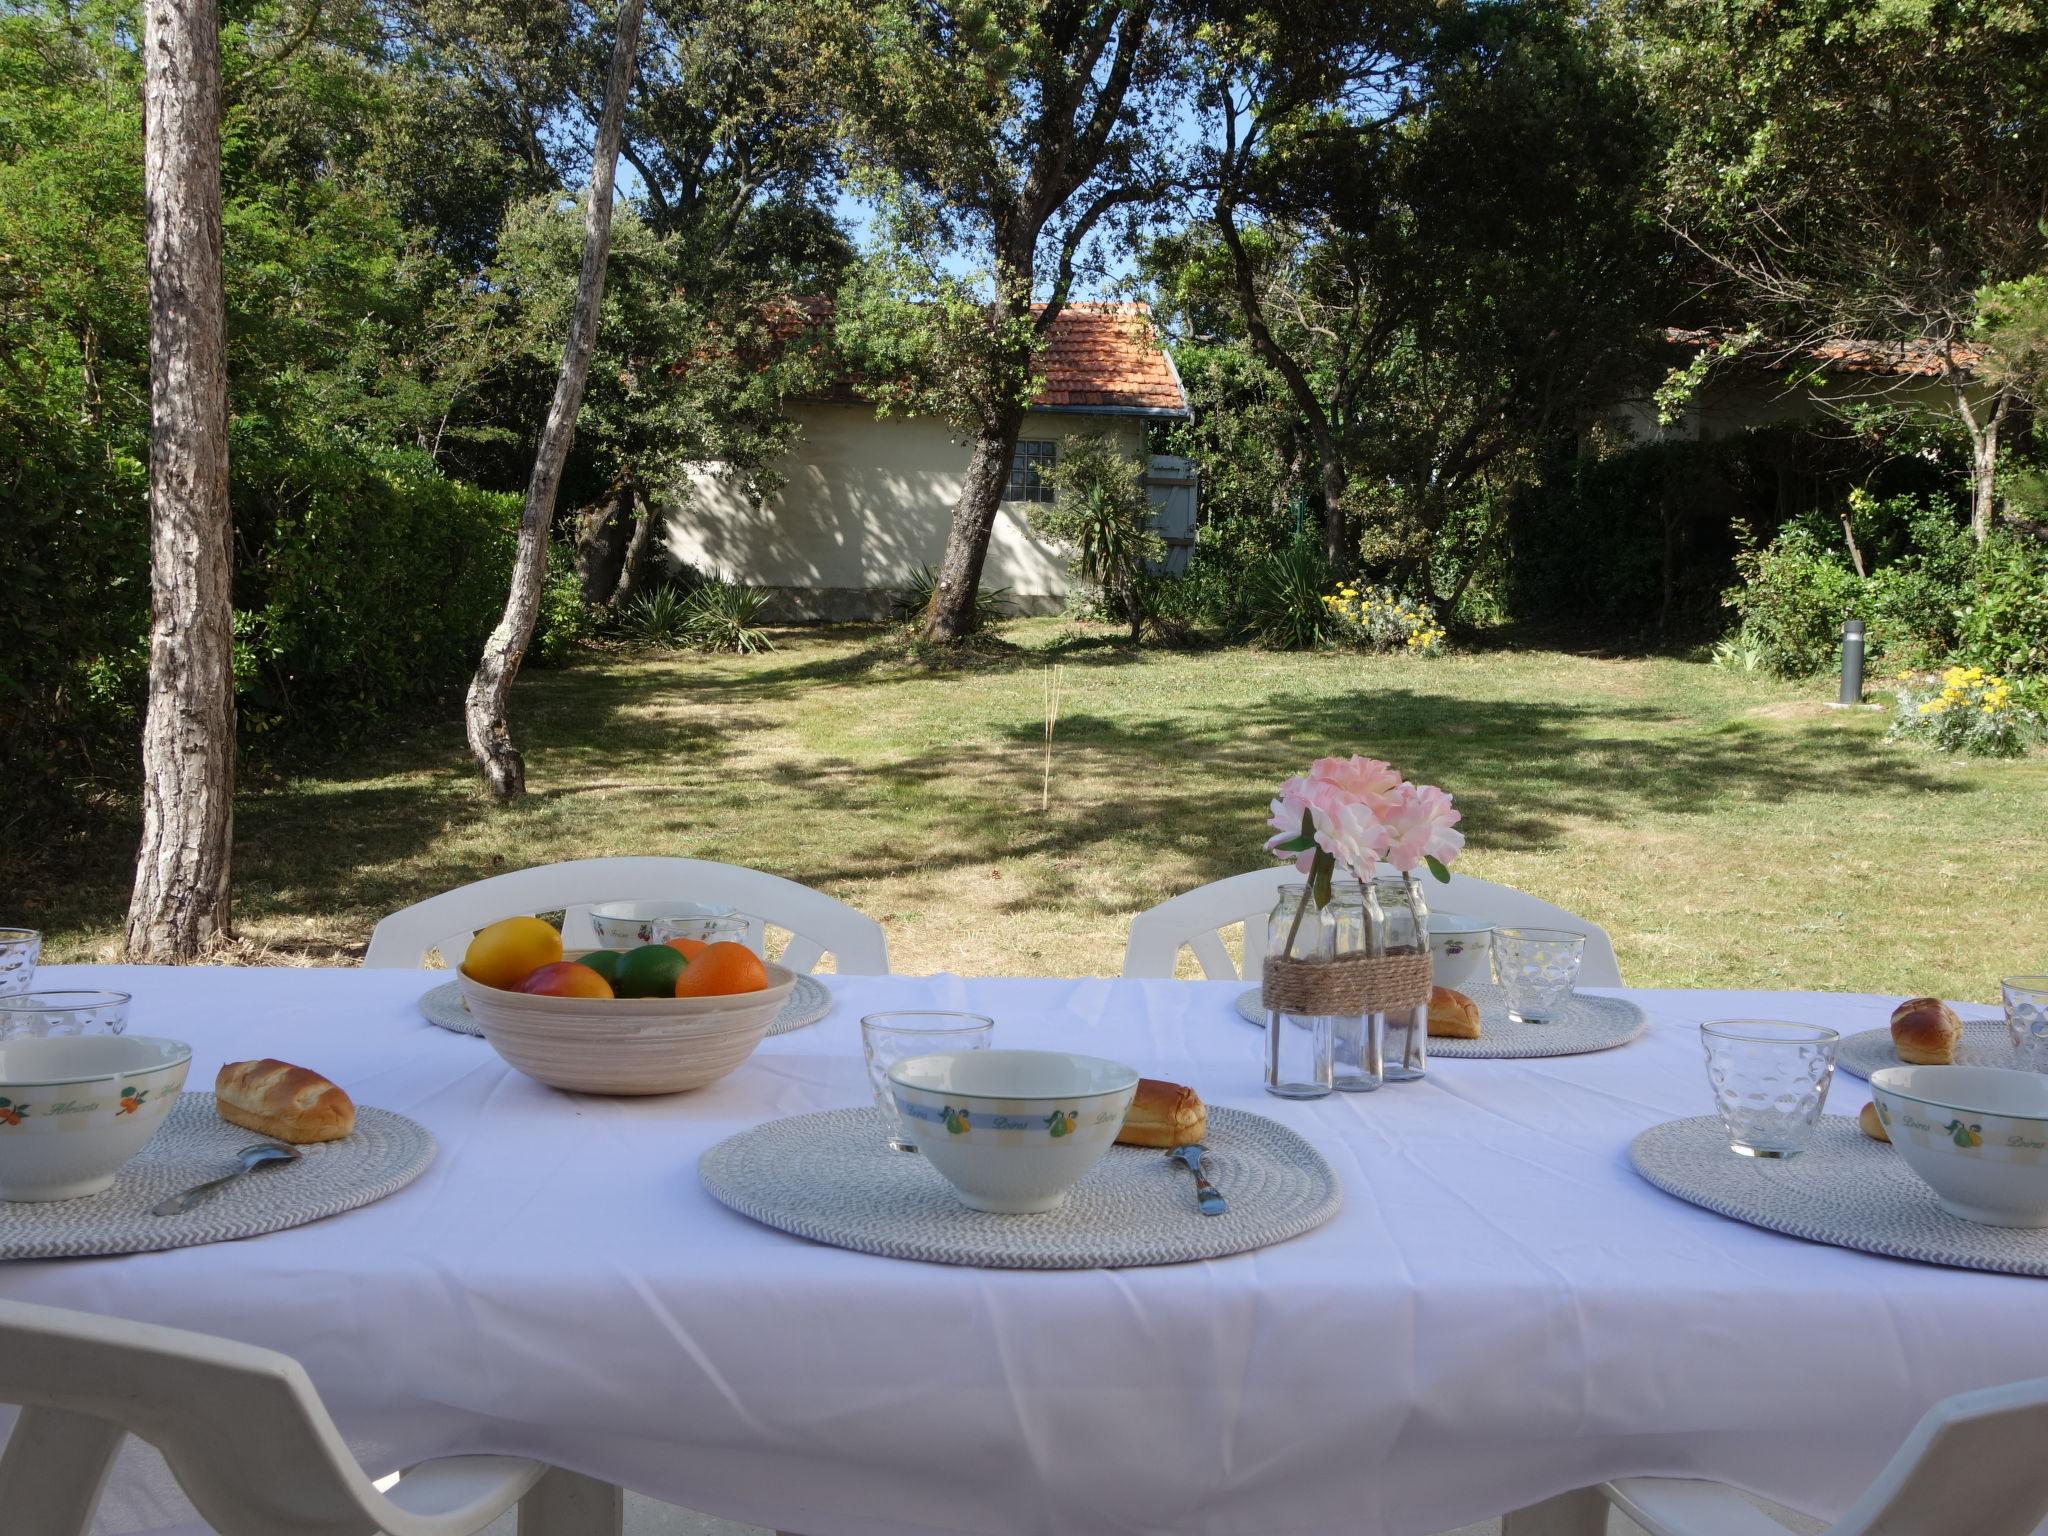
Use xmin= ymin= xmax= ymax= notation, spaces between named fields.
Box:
xmin=1033 ymin=432 xmax=1165 ymax=641
xmin=680 ymin=581 xmax=776 ymax=654
xmin=1247 ymin=544 xmax=1338 ymax=649
xmin=229 ymin=434 xmax=521 ymax=750
xmin=530 ymin=543 xmax=596 ymax=667
xmin=1721 ymin=524 xmax=1863 ymax=676
xmin=890 ymin=565 xmax=1011 ymax=630
xmin=1323 ymin=584 xmax=1446 ymax=654
xmin=1888 ymin=666 xmax=2035 ymax=758
xmin=1959 ymin=532 xmax=2048 ymax=679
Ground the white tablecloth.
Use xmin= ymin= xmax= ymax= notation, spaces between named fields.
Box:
xmin=2 ymin=966 xmax=2038 ymax=1536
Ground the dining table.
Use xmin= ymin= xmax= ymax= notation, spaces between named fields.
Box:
xmin=2 ymin=963 xmax=2041 ymax=1536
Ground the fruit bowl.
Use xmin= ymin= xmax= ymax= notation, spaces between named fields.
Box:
xmin=457 ymin=954 xmax=795 ymax=1096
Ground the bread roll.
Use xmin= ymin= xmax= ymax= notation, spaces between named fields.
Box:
xmin=1858 ymin=1101 xmax=1890 ymax=1143
xmin=1427 ymin=986 xmax=1481 ymax=1039
xmin=1890 ymin=997 xmax=1962 ymax=1065
xmin=1115 ymin=1078 xmax=1207 ymax=1148
xmin=215 ymin=1059 xmax=356 ymax=1144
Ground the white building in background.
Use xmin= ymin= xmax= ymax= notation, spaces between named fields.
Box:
xmin=665 ymin=302 xmax=1195 ymax=620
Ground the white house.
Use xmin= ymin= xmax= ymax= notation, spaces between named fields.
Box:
xmin=663 ymin=302 xmax=1194 ymax=619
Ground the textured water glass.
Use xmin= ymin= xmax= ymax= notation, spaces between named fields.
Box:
xmin=860 ymin=1012 xmax=993 ymax=1152
xmin=0 ymin=929 xmax=39 ymax=995
xmin=0 ymin=990 xmax=130 ymax=1039
xmin=653 ymin=915 xmax=750 ymax=948
xmin=1701 ymin=1020 xmax=1839 ymax=1158
xmin=1490 ymin=927 xmax=1586 ymax=1023
xmin=2005 ymin=976 xmax=2048 ymax=1073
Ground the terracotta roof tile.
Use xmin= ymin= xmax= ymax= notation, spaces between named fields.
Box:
xmin=1661 ymin=327 xmax=1981 ymax=379
xmin=764 ymin=297 xmax=1188 ymax=416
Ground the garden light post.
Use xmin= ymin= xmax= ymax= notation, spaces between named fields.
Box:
xmin=1838 ymin=618 xmax=1865 ymax=706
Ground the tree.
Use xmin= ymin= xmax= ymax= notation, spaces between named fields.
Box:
xmin=465 ymin=0 xmax=645 ymax=798
xmin=827 ymin=0 xmax=1182 ymax=640
xmin=1158 ymin=0 xmax=1666 ymax=600
xmin=126 ymin=0 xmax=235 ymax=960
xmin=1636 ymin=0 xmax=2048 ymax=540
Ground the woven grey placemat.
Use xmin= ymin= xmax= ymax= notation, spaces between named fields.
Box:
xmin=700 ymin=1105 xmax=1341 ymax=1269
xmin=0 ymin=1093 xmax=435 ymax=1261
xmin=1234 ymin=981 xmax=1645 ymax=1059
xmin=420 ymin=973 xmax=832 ymax=1038
xmin=1836 ymin=1020 xmax=2011 ymax=1082
xmin=1631 ymin=1115 xmax=2048 ymax=1279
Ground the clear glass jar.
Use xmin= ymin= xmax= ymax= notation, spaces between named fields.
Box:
xmin=1368 ymin=874 xmax=1429 ymax=1082
xmin=1264 ymin=880 xmax=1377 ymax=1098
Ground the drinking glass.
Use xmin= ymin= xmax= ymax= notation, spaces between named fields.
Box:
xmin=0 ymin=990 xmax=130 ymax=1039
xmin=1491 ymin=927 xmax=1586 ymax=1023
xmin=2004 ymin=976 xmax=2048 ymax=1073
xmin=1700 ymin=1020 xmax=1839 ymax=1158
xmin=653 ymin=914 xmax=750 ymax=949
xmin=860 ymin=1012 xmax=994 ymax=1152
xmin=0 ymin=929 xmax=39 ymax=995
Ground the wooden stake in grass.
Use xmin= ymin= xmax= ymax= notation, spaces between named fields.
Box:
xmin=1041 ymin=664 xmax=1065 ymax=812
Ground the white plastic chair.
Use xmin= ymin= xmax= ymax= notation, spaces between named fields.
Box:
xmin=1120 ymin=865 xmax=1623 ymax=986
xmin=0 ymin=1297 xmax=622 ymax=1536
xmin=363 ymin=856 xmax=889 ymax=975
xmin=1593 ymin=1377 xmax=2048 ymax=1536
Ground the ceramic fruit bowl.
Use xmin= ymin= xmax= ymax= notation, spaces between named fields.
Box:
xmin=888 ymin=1049 xmax=1139 ymax=1213
xmin=1427 ymin=913 xmax=1495 ymax=991
xmin=1868 ymin=1065 xmax=2048 ymax=1228
xmin=0 ymin=1034 xmax=190 ymax=1200
xmin=587 ymin=900 xmax=737 ymax=951
xmin=458 ymin=956 xmax=793 ymax=1095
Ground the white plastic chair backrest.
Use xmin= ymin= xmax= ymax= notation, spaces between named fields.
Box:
xmin=1120 ymin=865 xmax=1623 ymax=985
xmin=0 ymin=1298 xmax=536 ymax=1536
xmin=363 ymin=856 xmax=890 ymax=975
xmin=1822 ymin=1377 xmax=2048 ymax=1536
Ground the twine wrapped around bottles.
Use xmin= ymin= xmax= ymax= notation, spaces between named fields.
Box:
xmin=1262 ymin=949 xmax=1433 ymax=1017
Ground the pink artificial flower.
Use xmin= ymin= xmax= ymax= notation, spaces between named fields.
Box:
xmin=1268 ymin=761 xmax=1404 ymax=879
xmin=1379 ymin=782 xmax=1464 ymax=873
xmin=1265 ymin=777 xmax=1320 ymax=873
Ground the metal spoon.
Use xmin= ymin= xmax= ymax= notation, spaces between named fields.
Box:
xmin=151 ymin=1142 xmax=300 ymax=1216
xmin=1167 ymin=1144 xmax=1227 ymax=1217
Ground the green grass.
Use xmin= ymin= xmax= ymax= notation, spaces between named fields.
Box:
xmin=24 ymin=620 xmax=2048 ymax=1002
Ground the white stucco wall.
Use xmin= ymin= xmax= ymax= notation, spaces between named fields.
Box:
xmin=664 ymin=405 xmax=1150 ymax=618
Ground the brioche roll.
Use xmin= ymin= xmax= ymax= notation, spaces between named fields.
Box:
xmin=1858 ymin=1101 xmax=1890 ymax=1143
xmin=215 ymin=1059 xmax=356 ymax=1144
xmin=1890 ymin=997 xmax=1962 ymax=1066
xmin=1116 ymin=1078 xmax=1207 ymax=1148
xmin=1427 ymin=986 xmax=1482 ymax=1039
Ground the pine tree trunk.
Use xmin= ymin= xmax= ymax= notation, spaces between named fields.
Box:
xmin=574 ymin=479 xmax=635 ymax=605
xmin=612 ymin=480 xmax=660 ymax=607
xmin=922 ymin=404 xmax=1026 ymax=641
xmin=126 ymin=0 xmax=234 ymax=963
xmin=464 ymin=0 xmax=645 ymax=797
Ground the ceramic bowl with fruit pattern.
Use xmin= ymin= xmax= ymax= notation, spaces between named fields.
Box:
xmin=0 ymin=1034 xmax=190 ymax=1200
xmin=888 ymin=1049 xmax=1139 ymax=1214
xmin=1868 ymin=1064 xmax=2048 ymax=1228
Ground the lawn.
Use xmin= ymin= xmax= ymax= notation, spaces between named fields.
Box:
xmin=27 ymin=620 xmax=2048 ymax=1002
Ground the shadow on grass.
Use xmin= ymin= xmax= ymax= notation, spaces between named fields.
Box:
xmin=21 ymin=638 xmax=1958 ymax=960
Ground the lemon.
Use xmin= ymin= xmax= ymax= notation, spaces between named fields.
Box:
xmin=463 ymin=917 xmax=563 ymax=989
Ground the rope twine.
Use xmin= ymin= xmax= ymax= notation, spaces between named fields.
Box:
xmin=1262 ymin=949 xmax=1434 ymax=1017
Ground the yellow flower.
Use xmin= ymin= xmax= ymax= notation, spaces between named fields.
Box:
xmin=1919 ymin=699 xmax=1948 ymax=715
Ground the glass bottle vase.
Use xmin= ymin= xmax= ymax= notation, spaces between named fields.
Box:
xmin=1368 ymin=874 xmax=1430 ymax=1083
xmin=1264 ymin=880 xmax=1379 ymax=1098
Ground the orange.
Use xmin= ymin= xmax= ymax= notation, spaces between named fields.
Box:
xmin=663 ymin=937 xmax=709 ymax=961
xmin=463 ymin=916 xmax=563 ymax=990
xmin=673 ymin=940 xmax=768 ymax=997
xmin=515 ymin=961 xmax=615 ymax=999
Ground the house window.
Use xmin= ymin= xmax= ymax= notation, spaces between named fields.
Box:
xmin=1004 ymin=439 xmax=1057 ymax=503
